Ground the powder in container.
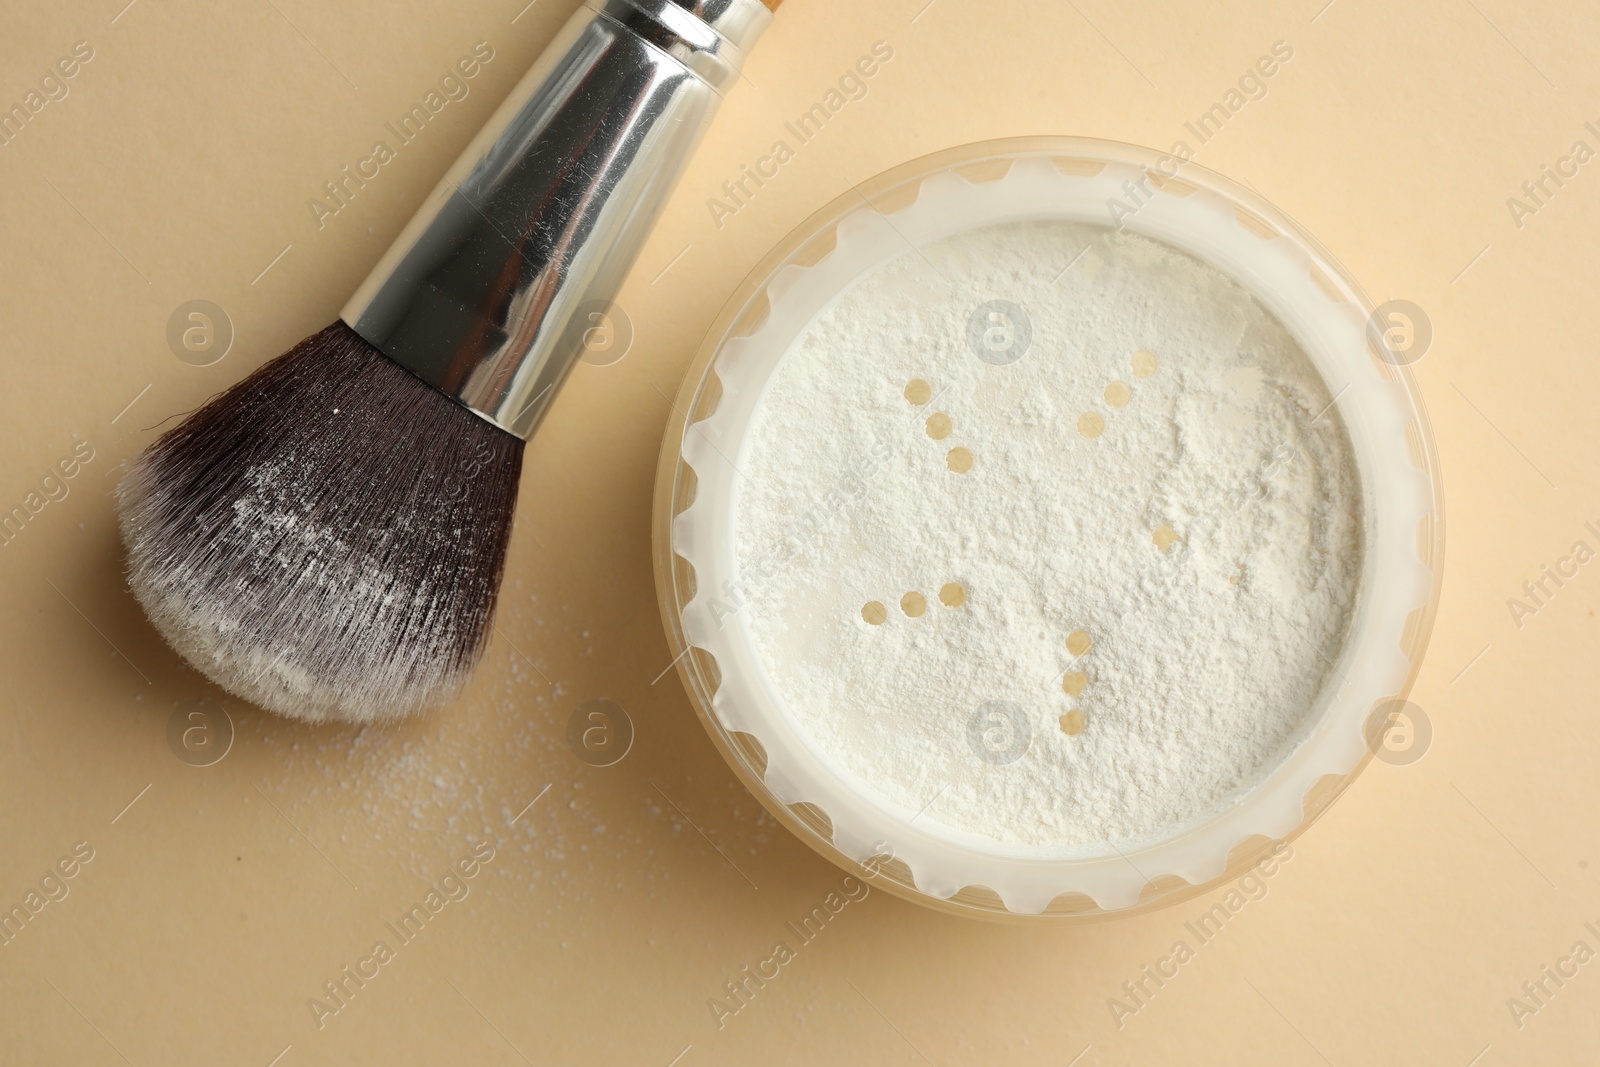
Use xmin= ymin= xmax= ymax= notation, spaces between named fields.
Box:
xmin=732 ymin=219 xmax=1362 ymax=850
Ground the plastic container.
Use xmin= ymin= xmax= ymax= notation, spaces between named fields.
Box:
xmin=652 ymin=137 xmax=1443 ymax=921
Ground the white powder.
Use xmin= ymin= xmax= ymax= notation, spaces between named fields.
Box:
xmin=732 ymin=220 xmax=1362 ymax=850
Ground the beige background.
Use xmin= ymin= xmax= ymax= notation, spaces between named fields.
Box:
xmin=0 ymin=0 xmax=1595 ymax=1063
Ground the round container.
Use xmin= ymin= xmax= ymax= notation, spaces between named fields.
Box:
xmin=652 ymin=137 xmax=1443 ymax=921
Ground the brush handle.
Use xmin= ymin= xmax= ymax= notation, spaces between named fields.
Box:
xmin=340 ymin=0 xmax=773 ymax=439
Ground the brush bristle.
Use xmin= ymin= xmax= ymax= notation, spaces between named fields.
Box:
xmin=117 ymin=322 xmax=524 ymax=724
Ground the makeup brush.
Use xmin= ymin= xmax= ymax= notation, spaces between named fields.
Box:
xmin=117 ymin=0 xmax=778 ymax=724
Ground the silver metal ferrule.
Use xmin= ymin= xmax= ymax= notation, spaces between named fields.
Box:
xmin=340 ymin=0 xmax=772 ymax=439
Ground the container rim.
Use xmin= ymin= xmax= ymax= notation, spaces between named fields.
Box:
xmin=650 ymin=135 xmax=1445 ymax=922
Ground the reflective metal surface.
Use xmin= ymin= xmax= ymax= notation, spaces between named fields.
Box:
xmin=341 ymin=0 xmax=772 ymax=439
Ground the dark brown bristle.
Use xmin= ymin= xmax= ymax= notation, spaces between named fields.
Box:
xmin=117 ymin=322 xmax=524 ymax=723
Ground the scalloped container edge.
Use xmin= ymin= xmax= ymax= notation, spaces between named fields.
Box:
xmin=651 ymin=137 xmax=1444 ymax=921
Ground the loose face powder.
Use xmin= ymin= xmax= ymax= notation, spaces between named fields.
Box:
xmin=732 ymin=219 xmax=1363 ymax=851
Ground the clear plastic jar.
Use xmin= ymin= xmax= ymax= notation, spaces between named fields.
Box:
xmin=652 ymin=137 xmax=1443 ymax=921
